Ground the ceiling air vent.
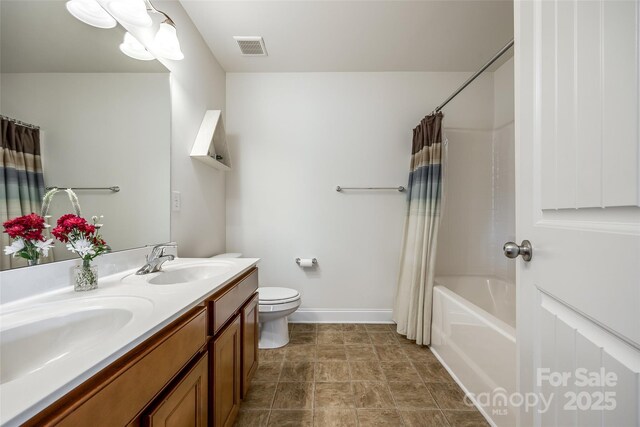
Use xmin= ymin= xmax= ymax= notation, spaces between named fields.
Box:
xmin=234 ymin=36 xmax=267 ymax=56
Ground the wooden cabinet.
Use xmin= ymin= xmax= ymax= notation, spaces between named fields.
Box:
xmin=211 ymin=315 xmax=241 ymax=427
xmin=241 ymin=293 xmax=259 ymax=398
xmin=24 ymin=267 xmax=260 ymax=427
xmin=144 ymin=352 xmax=208 ymax=427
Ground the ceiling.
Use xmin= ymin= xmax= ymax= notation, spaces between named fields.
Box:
xmin=1 ymin=0 xmax=166 ymax=73
xmin=181 ymin=0 xmax=514 ymax=73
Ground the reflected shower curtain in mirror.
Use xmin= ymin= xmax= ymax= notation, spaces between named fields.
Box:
xmin=393 ymin=112 xmax=445 ymax=345
xmin=1 ymin=119 xmax=46 ymax=270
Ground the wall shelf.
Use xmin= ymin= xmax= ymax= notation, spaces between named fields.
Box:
xmin=190 ymin=110 xmax=231 ymax=171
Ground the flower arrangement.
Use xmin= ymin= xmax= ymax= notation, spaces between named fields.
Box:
xmin=52 ymin=214 xmax=108 ymax=266
xmin=52 ymin=214 xmax=108 ymax=291
xmin=3 ymin=213 xmax=54 ymax=265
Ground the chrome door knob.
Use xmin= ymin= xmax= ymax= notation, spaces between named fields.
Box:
xmin=503 ymin=240 xmax=533 ymax=262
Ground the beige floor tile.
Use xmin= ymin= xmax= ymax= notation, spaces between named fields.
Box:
xmin=443 ymin=410 xmax=491 ymax=426
xmin=414 ymin=360 xmax=455 ymax=383
xmin=374 ymin=345 xmax=408 ymax=361
xmin=316 ymin=345 xmax=347 ymax=361
xmin=348 ymin=361 xmax=385 ymax=381
xmin=345 ymin=345 xmax=378 ymax=361
xmin=292 ymin=323 xmax=317 ymax=333
xmin=268 ymin=410 xmax=313 ymax=427
xmin=388 ymin=382 xmax=438 ymax=409
xmin=364 ymin=324 xmax=394 ymax=332
xmin=368 ymin=332 xmax=399 ymax=345
xmin=234 ymin=409 xmax=270 ymax=427
xmin=356 ymin=409 xmax=404 ymax=426
xmin=399 ymin=410 xmax=449 ymax=427
xmin=289 ymin=333 xmax=317 ymax=345
xmin=272 ymin=382 xmax=314 ymax=409
xmin=380 ymin=361 xmax=421 ymax=382
xmin=313 ymin=409 xmax=358 ymax=427
xmin=315 ymin=361 xmax=351 ymax=382
xmin=426 ymin=383 xmax=475 ymax=411
xmin=259 ymin=348 xmax=286 ymax=363
xmin=280 ymin=361 xmax=315 ymax=382
xmin=242 ymin=382 xmax=277 ymax=409
xmin=317 ymin=331 xmax=345 ymax=345
xmin=342 ymin=324 xmax=366 ymax=332
xmin=317 ymin=323 xmax=343 ymax=332
xmin=401 ymin=344 xmax=437 ymax=362
xmin=314 ymin=382 xmax=355 ymax=408
xmin=352 ymin=382 xmax=395 ymax=409
xmin=285 ymin=344 xmax=317 ymax=361
xmin=343 ymin=332 xmax=372 ymax=344
xmin=253 ymin=362 xmax=283 ymax=382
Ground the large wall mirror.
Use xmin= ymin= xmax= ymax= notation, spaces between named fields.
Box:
xmin=0 ymin=0 xmax=171 ymax=270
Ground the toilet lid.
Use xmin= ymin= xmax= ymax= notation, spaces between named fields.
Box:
xmin=259 ymin=287 xmax=300 ymax=304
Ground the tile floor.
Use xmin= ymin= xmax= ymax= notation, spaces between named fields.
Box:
xmin=234 ymin=323 xmax=489 ymax=427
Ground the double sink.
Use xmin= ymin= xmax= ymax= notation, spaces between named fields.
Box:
xmin=0 ymin=257 xmax=255 ymax=426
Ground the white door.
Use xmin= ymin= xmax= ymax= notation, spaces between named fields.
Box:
xmin=515 ymin=0 xmax=640 ymax=426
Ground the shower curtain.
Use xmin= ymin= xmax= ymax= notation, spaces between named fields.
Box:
xmin=393 ymin=112 xmax=445 ymax=345
xmin=1 ymin=118 xmax=46 ymax=270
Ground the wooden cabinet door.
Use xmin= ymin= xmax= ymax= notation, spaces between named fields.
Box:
xmin=144 ymin=352 xmax=208 ymax=427
xmin=211 ymin=315 xmax=241 ymax=427
xmin=241 ymin=293 xmax=259 ymax=398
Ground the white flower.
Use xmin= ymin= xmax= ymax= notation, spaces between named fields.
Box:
xmin=4 ymin=239 xmax=25 ymax=257
xmin=67 ymin=239 xmax=96 ymax=258
xmin=35 ymin=239 xmax=54 ymax=257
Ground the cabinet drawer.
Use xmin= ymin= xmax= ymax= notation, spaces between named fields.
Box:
xmin=50 ymin=307 xmax=207 ymax=427
xmin=210 ymin=268 xmax=258 ymax=335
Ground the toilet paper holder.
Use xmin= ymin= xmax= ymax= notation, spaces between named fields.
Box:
xmin=295 ymin=258 xmax=318 ymax=266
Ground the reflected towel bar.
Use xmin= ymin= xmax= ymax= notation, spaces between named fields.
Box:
xmin=336 ymin=186 xmax=405 ymax=192
xmin=45 ymin=186 xmax=120 ymax=193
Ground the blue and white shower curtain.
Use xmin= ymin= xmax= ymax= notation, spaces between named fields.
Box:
xmin=393 ymin=112 xmax=445 ymax=345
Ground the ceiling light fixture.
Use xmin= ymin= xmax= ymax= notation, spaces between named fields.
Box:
xmin=65 ymin=0 xmax=184 ymax=61
xmin=151 ymin=20 xmax=184 ymax=61
xmin=120 ymin=32 xmax=155 ymax=61
xmin=106 ymin=0 xmax=152 ymax=28
xmin=65 ymin=0 xmax=117 ymax=29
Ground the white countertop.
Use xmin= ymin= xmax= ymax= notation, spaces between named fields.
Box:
xmin=0 ymin=257 xmax=259 ymax=426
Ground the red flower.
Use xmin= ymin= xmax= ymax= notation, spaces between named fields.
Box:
xmin=3 ymin=213 xmax=45 ymax=241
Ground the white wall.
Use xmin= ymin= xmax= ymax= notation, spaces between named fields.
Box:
xmin=438 ymin=58 xmax=515 ymax=280
xmin=492 ymin=58 xmax=516 ymax=280
xmin=0 ymin=73 xmax=171 ymax=262
xmin=226 ymin=72 xmax=499 ymax=318
xmin=122 ymin=1 xmax=228 ymax=258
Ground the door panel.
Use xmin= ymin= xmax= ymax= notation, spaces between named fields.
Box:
xmin=516 ymin=0 xmax=640 ymax=425
xmin=241 ymin=293 xmax=259 ymax=398
xmin=211 ymin=315 xmax=241 ymax=427
xmin=145 ymin=353 xmax=208 ymax=427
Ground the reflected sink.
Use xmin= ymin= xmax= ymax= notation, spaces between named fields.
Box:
xmin=147 ymin=263 xmax=233 ymax=285
xmin=0 ymin=296 xmax=153 ymax=385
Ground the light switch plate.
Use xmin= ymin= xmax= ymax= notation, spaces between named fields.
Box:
xmin=171 ymin=191 xmax=181 ymax=211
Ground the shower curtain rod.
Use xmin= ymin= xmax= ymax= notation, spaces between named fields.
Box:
xmin=0 ymin=114 xmax=40 ymax=130
xmin=433 ymin=38 xmax=514 ymax=114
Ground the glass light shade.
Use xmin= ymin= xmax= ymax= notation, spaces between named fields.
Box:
xmin=152 ymin=22 xmax=184 ymax=61
xmin=119 ymin=32 xmax=155 ymax=61
xmin=107 ymin=0 xmax=152 ymax=28
xmin=65 ymin=0 xmax=117 ymax=29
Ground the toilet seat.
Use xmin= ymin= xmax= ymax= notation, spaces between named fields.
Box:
xmin=258 ymin=287 xmax=300 ymax=305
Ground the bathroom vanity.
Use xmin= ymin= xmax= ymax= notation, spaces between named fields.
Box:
xmin=0 ymin=258 xmax=259 ymax=427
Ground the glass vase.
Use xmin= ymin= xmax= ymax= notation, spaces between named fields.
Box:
xmin=73 ymin=260 xmax=98 ymax=291
xmin=27 ymin=258 xmax=40 ymax=267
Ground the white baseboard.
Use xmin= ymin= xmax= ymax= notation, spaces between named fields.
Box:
xmin=289 ymin=309 xmax=394 ymax=324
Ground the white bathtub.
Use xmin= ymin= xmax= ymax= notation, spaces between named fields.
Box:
xmin=431 ymin=275 xmax=516 ymax=427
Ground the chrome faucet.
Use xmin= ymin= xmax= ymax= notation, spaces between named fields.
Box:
xmin=136 ymin=243 xmax=177 ymax=275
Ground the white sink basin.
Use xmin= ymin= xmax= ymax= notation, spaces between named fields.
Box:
xmin=0 ymin=296 xmax=153 ymax=385
xmin=147 ymin=263 xmax=233 ymax=285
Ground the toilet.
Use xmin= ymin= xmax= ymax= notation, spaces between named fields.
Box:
xmin=211 ymin=253 xmax=302 ymax=349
